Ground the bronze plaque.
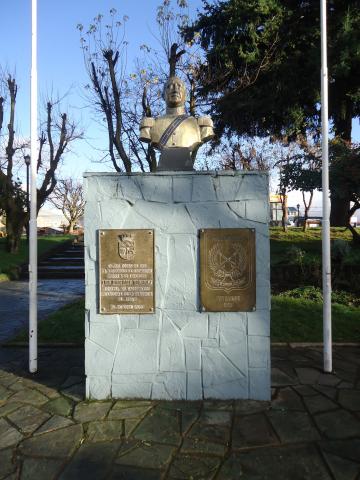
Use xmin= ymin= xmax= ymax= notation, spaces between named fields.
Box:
xmin=200 ymin=228 xmax=256 ymax=312
xmin=99 ymin=229 xmax=155 ymax=314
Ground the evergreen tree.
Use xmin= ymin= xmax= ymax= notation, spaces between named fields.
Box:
xmin=184 ymin=0 xmax=360 ymax=225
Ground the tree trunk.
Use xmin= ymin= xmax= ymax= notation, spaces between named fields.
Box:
xmin=333 ymin=97 xmax=352 ymax=142
xmin=280 ymin=191 xmax=287 ymax=232
xmin=330 ymin=100 xmax=352 ymax=226
xmin=281 ymin=201 xmax=288 ymax=232
xmin=302 ymin=190 xmax=314 ymax=232
xmin=6 ymin=208 xmax=26 ymax=253
xmin=68 ymin=220 xmax=75 ymax=234
xmin=303 ymin=208 xmax=308 ymax=232
xmin=330 ymin=196 xmax=350 ymax=227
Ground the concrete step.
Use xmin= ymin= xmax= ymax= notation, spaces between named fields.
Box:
xmin=49 ymin=255 xmax=84 ymax=259
xmin=38 ymin=265 xmax=84 ymax=271
xmin=39 ymin=258 xmax=84 ymax=266
xmin=53 ymin=250 xmax=84 ymax=258
xmin=21 ymin=241 xmax=85 ymax=280
xmin=36 ymin=270 xmax=85 ymax=279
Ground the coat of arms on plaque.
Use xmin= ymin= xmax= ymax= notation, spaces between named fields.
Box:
xmin=207 ymin=240 xmax=250 ymax=292
xmin=200 ymin=228 xmax=256 ymax=312
xmin=118 ymin=233 xmax=135 ymax=260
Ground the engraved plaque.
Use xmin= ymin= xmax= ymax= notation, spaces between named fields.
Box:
xmin=200 ymin=228 xmax=256 ymax=312
xmin=99 ymin=229 xmax=154 ymax=314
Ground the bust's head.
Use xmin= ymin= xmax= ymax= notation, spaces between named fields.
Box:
xmin=163 ymin=76 xmax=186 ymax=108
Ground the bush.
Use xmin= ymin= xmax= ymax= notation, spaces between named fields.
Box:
xmin=285 ymin=246 xmax=306 ymax=266
xmin=279 ymin=286 xmax=360 ymax=308
xmin=332 ymin=239 xmax=351 ymax=263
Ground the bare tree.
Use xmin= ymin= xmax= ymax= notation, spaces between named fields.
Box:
xmin=219 ymin=137 xmax=276 ymax=172
xmin=154 ymin=0 xmax=203 ymax=116
xmin=36 ymin=98 xmax=83 ymax=213
xmin=0 ymin=75 xmax=28 ymax=252
xmin=0 ymin=73 xmax=82 ymax=253
xmin=50 ymin=179 xmax=85 ymax=234
xmin=78 ymin=11 xmax=155 ymax=172
xmin=78 ymin=3 xmax=205 ymax=172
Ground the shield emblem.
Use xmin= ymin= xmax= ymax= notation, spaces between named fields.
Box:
xmin=118 ymin=234 xmax=135 ymax=260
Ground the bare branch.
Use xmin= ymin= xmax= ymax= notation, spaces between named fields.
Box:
xmin=6 ymin=76 xmax=17 ymax=179
xmin=0 ymin=96 xmax=4 ymax=133
xmin=50 ymin=178 xmax=85 ymax=233
xmin=169 ymin=43 xmax=186 ymax=76
xmin=37 ymin=132 xmax=46 ymax=171
xmin=37 ymin=96 xmax=83 ymax=210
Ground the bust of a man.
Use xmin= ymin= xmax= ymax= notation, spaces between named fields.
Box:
xmin=139 ymin=76 xmax=214 ymax=170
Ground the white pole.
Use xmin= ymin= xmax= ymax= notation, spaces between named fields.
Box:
xmin=29 ymin=0 xmax=38 ymax=373
xmin=320 ymin=0 xmax=332 ymax=373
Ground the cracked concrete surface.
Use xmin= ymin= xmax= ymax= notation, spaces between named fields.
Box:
xmin=84 ymin=172 xmax=270 ymax=400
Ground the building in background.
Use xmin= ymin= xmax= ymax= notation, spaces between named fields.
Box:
xmin=270 ymin=194 xmax=286 ymax=225
xmin=288 ymin=206 xmax=297 ymax=224
xmin=37 ymin=209 xmax=65 ymax=228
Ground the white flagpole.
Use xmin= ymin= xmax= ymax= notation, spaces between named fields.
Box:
xmin=320 ymin=0 xmax=332 ymax=373
xmin=29 ymin=0 xmax=38 ymax=373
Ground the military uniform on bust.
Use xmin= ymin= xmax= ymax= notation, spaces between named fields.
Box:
xmin=139 ymin=76 xmax=214 ymax=171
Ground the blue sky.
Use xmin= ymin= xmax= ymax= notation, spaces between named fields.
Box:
xmin=0 ymin=0 xmax=204 ymax=179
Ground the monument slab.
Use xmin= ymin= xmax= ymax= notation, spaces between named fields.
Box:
xmin=84 ymin=171 xmax=270 ymax=401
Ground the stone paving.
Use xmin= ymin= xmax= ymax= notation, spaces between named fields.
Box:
xmin=0 ymin=345 xmax=359 ymax=479
xmin=0 ymin=280 xmax=84 ymax=343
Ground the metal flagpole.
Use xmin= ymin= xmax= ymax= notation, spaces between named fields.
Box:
xmin=29 ymin=0 xmax=38 ymax=373
xmin=320 ymin=0 xmax=332 ymax=373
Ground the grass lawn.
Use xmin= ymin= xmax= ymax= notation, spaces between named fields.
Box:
xmin=0 ymin=235 xmax=72 ymax=281
xmin=9 ymin=294 xmax=360 ymax=345
xmin=270 ymin=226 xmax=360 ymax=266
xmin=12 ymin=298 xmax=85 ymax=344
xmin=271 ymin=296 xmax=360 ymax=342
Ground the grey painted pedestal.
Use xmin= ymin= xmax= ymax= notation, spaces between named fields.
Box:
xmin=84 ymin=171 xmax=270 ymax=401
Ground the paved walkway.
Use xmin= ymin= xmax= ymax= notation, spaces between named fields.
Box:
xmin=0 ymin=345 xmax=359 ymax=479
xmin=0 ymin=280 xmax=84 ymax=343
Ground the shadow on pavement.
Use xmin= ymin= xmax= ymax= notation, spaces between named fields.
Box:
xmin=0 ymin=279 xmax=84 ymax=343
xmin=0 ymin=345 xmax=359 ymax=479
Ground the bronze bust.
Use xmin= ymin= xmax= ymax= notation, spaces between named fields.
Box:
xmin=139 ymin=76 xmax=214 ymax=170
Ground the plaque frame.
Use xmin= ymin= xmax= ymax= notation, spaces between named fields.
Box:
xmin=199 ymin=228 xmax=256 ymax=312
xmin=98 ymin=229 xmax=155 ymax=314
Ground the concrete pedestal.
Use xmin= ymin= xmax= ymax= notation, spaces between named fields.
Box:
xmin=84 ymin=171 xmax=270 ymax=400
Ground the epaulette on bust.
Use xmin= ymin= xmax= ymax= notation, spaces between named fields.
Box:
xmin=141 ymin=117 xmax=155 ymax=127
xmin=197 ymin=116 xmax=213 ymax=127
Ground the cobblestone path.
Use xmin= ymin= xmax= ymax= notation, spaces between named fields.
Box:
xmin=0 ymin=345 xmax=359 ymax=479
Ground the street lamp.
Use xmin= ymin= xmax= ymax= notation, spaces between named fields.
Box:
xmin=24 ymin=154 xmax=31 ymax=241
xmin=296 ymin=203 xmax=300 ymax=227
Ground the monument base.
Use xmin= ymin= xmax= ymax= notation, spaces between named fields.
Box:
xmin=84 ymin=171 xmax=270 ymax=401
